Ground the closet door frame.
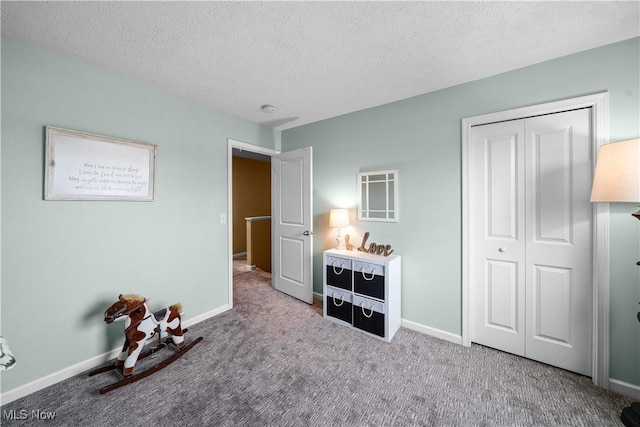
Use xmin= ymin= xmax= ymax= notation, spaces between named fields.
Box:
xmin=461 ymin=92 xmax=610 ymax=388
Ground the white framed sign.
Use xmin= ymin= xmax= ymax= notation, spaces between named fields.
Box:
xmin=45 ymin=126 xmax=157 ymax=201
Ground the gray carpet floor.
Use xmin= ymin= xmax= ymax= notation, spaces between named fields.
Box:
xmin=1 ymin=262 xmax=633 ymax=426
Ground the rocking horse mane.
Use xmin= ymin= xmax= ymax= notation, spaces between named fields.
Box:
xmin=120 ymin=294 xmax=146 ymax=305
xmin=118 ymin=294 xmax=183 ymax=316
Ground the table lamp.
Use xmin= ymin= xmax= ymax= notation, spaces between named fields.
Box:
xmin=329 ymin=209 xmax=350 ymax=250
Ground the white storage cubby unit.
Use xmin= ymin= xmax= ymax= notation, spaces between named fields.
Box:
xmin=323 ymin=249 xmax=401 ymax=342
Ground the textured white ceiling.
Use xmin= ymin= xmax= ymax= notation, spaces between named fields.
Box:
xmin=2 ymin=1 xmax=639 ymax=130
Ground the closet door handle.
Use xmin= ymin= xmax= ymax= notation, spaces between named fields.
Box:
xmin=303 ymin=230 xmax=313 ymax=236
xmin=498 ymin=247 xmax=507 ymax=253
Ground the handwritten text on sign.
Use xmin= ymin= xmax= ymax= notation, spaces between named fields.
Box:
xmin=69 ymin=163 xmax=147 ymax=194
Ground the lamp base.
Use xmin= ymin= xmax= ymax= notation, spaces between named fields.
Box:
xmin=621 ymin=208 xmax=640 ymax=427
xmin=634 ymin=208 xmax=640 ymax=265
xmin=334 ymin=228 xmax=348 ymax=250
xmin=621 ymin=402 xmax=640 ymax=427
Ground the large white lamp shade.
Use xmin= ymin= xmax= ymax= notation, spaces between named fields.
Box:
xmin=329 ymin=209 xmax=350 ymax=228
xmin=590 ymin=138 xmax=640 ymax=203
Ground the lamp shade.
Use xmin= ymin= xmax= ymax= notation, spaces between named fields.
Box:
xmin=329 ymin=209 xmax=350 ymax=228
xmin=590 ymin=139 xmax=640 ymax=202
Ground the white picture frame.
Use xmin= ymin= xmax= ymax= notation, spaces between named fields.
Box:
xmin=357 ymin=170 xmax=398 ymax=222
xmin=44 ymin=126 xmax=157 ymax=201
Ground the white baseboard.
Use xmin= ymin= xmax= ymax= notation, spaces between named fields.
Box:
xmin=182 ymin=304 xmax=229 ymax=329
xmin=313 ymin=291 xmax=322 ymax=301
xmin=0 ymin=347 xmax=122 ymax=407
xmin=401 ymin=318 xmax=463 ymax=345
xmin=399 ymin=320 xmax=640 ymax=398
xmin=609 ymin=378 xmax=640 ymax=399
xmin=400 ymin=320 xmax=640 ymax=398
xmin=0 ymin=305 xmax=230 ymax=406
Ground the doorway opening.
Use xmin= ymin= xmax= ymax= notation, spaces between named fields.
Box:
xmin=227 ymin=139 xmax=277 ymax=309
xmin=228 ymin=140 xmax=315 ymax=307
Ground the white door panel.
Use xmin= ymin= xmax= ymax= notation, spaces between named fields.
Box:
xmin=486 ymin=135 xmax=520 ymax=240
xmin=532 ymin=265 xmax=573 ymax=344
xmin=486 ymin=260 xmax=519 ymax=331
xmin=470 ymin=121 xmax=526 ymax=356
xmin=280 ymin=237 xmax=304 ymax=282
xmin=525 ymin=109 xmax=592 ymax=375
xmin=280 ymin=158 xmax=304 ymax=225
xmin=471 ymin=109 xmax=593 ymax=376
xmin=273 ymin=147 xmax=313 ymax=304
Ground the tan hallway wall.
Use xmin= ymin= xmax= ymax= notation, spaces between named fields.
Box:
xmin=232 ymin=156 xmax=271 ymax=254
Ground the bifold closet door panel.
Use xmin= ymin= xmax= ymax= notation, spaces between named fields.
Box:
xmin=523 ymin=108 xmax=593 ymax=376
xmin=469 ymin=119 xmax=527 ymax=357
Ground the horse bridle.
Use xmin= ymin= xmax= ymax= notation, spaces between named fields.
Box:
xmin=105 ymin=299 xmax=146 ymax=323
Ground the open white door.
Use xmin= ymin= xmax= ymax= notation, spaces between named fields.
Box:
xmin=272 ymin=147 xmax=313 ymax=304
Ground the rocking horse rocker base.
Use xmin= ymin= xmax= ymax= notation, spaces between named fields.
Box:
xmin=89 ymin=335 xmax=202 ymax=394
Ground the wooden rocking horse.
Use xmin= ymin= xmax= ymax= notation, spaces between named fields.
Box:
xmin=88 ymin=294 xmax=202 ymax=394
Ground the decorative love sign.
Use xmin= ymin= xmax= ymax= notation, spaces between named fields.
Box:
xmin=357 ymin=232 xmax=394 ymax=256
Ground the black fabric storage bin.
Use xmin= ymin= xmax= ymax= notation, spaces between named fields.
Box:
xmin=353 ymin=305 xmax=385 ymax=337
xmin=326 ymin=265 xmax=352 ymax=291
xmin=354 ymin=273 xmax=384 ymax=300
xmin=326 ymin=295 xmax=352 ymax=324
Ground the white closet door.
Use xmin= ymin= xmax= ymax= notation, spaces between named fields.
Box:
xmin=470 ymin=109 xmax=593 ymax=376
xmin=470 ymin=120 xmax=527 ymax=356
xmin=524 ymin=109 xmax=592 ymax=376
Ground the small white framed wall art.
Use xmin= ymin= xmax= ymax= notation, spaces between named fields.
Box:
xmin=357 ymin=170 xmax=398 ymax=222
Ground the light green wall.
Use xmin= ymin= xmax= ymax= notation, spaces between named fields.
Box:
xmin=0 ymin=37 xmax=275 ymax=393
xmin=282 ymin=37 xmax=640 ymax=387
xmin=2 ymin=34 xmax=638 ymax=396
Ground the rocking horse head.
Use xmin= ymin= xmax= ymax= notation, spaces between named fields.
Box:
xmin=104 ymin=294 xmax=147 ymax=324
